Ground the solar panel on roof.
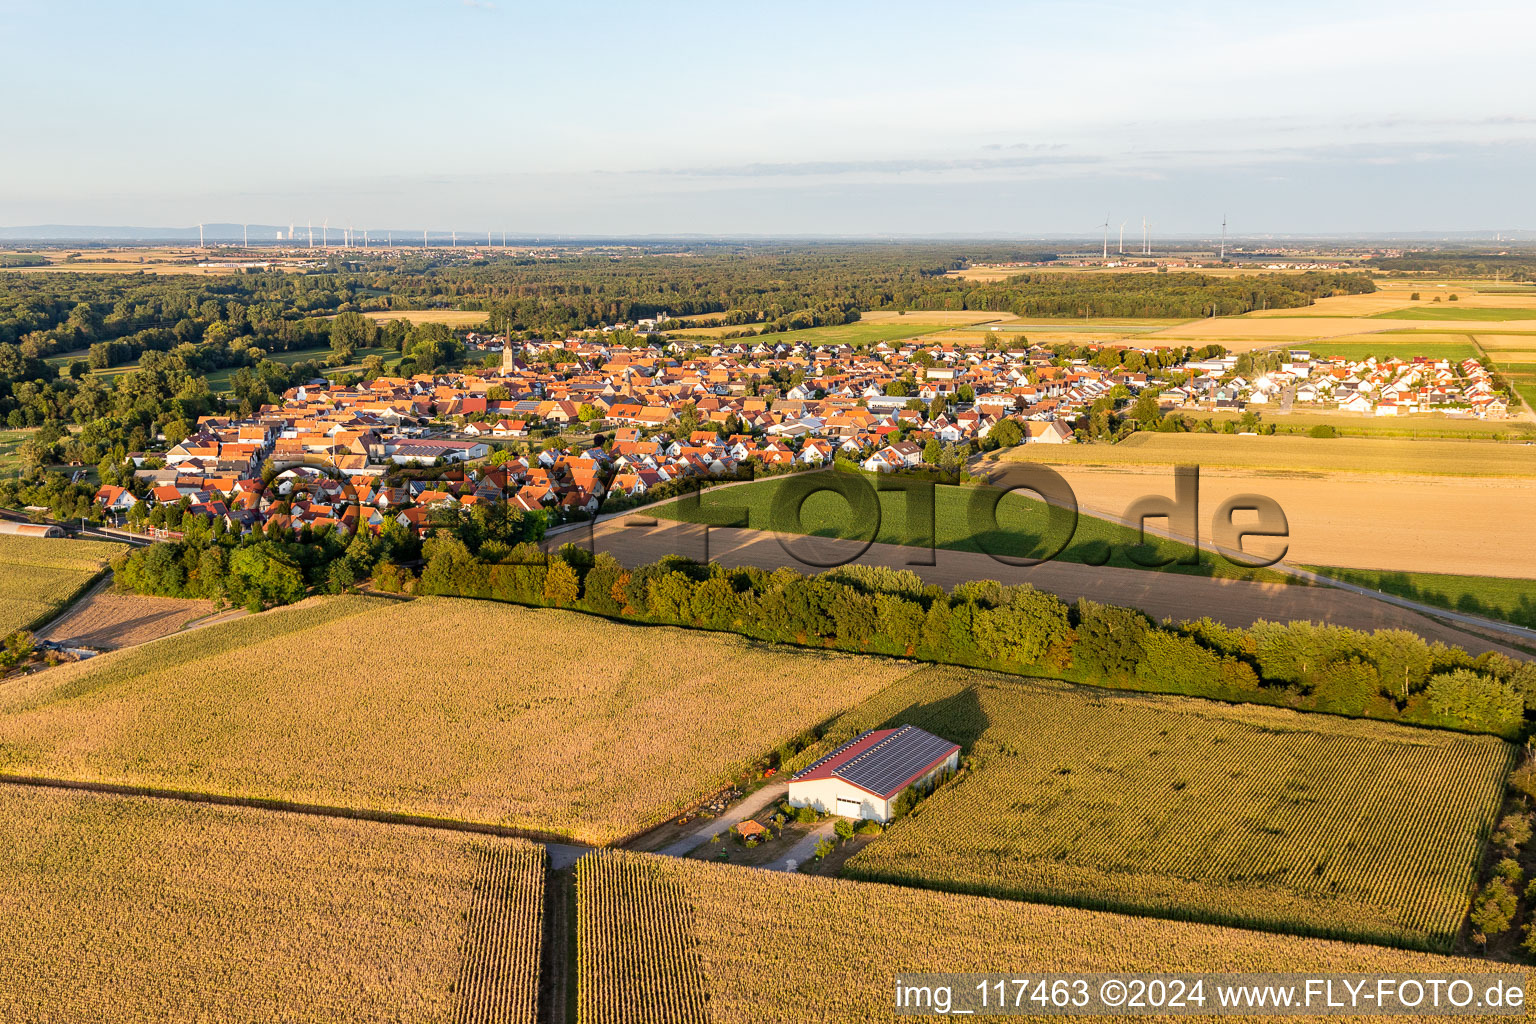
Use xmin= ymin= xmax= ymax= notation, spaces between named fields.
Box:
xmin=834 ymin=726 xmax=957 ymax=797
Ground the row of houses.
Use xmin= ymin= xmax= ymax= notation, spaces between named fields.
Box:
xmin=1166 ymin=353 xmax=1511 ymax=418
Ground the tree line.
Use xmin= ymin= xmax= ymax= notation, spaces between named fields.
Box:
xmin=393 ymin=541 xmax=1531 ymax=740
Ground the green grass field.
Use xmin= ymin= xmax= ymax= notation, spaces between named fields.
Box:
xmin=834 ymin=667 xmax=1512 ymax=950
xmin=651 ymin=470 xmax=1290 ymax=582
xmin=0 ymin=429 xmax=34 ymax=475
xmin=1202 ymin=408 xmax=1535 ymax=440
xmin=1306 ymin=565 xmax=1536 ymax=630
xmin=1303 ymin=339 xmax=1483 ymax=361
xmin=1372 ymin=307 xmax=1536 ymax=322
xmin=201 ymin=347 xmax=396 ymax=390
xmin=1487 ymin=360 xmax=1536 ymax=411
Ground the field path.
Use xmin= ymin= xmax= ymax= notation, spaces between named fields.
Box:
xmin=770 ymin=820 xmax=837 ymax=872
xmin=571 ymin=514 xmax=1529 ymax=658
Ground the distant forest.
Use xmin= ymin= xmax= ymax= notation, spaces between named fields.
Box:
xmin=1368 ymin=252 xmax=1536 ymax=281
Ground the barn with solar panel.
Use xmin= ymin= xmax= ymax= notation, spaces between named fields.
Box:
xmin=787 ymin=725 xmax=960 ymax=823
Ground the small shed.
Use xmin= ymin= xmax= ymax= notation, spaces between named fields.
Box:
xmin=734 ymin=820 xmax=769 ymax=840
xmin=787 ymin=725 xmax=959 ymax=823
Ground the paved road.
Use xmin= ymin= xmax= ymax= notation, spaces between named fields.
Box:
xmin=653 ymin=782 xmax=788 ymax=858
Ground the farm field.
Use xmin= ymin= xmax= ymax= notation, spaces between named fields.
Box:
xmin=1375 ymin=306 xmax=1536 ymax=322
xmin=357 ymin=309 xmax=490 ymax=327
xmin=1198 ymin=407 xmax=1534 ymax=439
xmin=1005 ymin=431 xmax=1536 ymax=477
xmin=576 ymin=850 xmax=1516 ymax=1024
xmin=0 ymin=595 xmax=917 ymax=844
xmin=668 ymin=318 xmax=1007 ymax=348
xmin=650 ymin=471 xmax=1287 ymax=583
xmin=1486 ymin=354 xmax=1536 ymax=411
xmin=0 ymin=534 xmax=121 ymax=638
xmin=996 ymin=443 xmax=1536 ymax=578
xmin=1298 ymin=336 xmax=1483 ymax=361
xmin=0 ymin=785 xmax=544 ymax=1023
xmin=1304 ymin=565 xmax=1536 ymax=631
xmin=39 ymin=591 xmax=213 ymax=649
xmin=835 ymin=668 xmax=1511 ymax=950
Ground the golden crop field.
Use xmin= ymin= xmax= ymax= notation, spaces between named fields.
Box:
xmin=358 ymin=310 xmax=490 ymax=327
xmin=0 ymin=785 xmax=545 ymax=1023
xmin=997 ymin=440 xmax=1536 ymax=578
xmin=576 ymin=849 xmax=710 ymax=1024
xmin=0 ymin=534 xmax=121 ymax=637
xmin=1007 ymin=431 xmax=1536 ymax=478
xmin=838 ymin=668 xmax=1511 ymax=950
xmin=456 ymin=844 xmax=546 ymax=1024
xmin=576 ymin=850 xmax=1519 ymax=1024
xmin=0 ymin=595 xmax=916 ymax=844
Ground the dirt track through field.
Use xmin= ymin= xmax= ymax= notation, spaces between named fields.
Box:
xmin=573 ymin=516 xmax=1528 ymax=658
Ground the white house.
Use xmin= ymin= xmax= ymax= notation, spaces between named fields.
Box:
xmin=1023 ymin=421 xmax=1073 ymax=444
xmin=787 ymin=725 xmax=960 ymax=823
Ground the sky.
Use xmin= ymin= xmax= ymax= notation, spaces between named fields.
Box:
xmin=1 ymin=0 xmax=1534 ymax=236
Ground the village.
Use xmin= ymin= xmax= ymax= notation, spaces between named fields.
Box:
xmin=89 ymin=329 xmax=1516 ymax=539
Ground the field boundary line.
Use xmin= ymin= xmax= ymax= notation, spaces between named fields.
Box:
xmin=0 ymin=773 xmax=594 ymax=850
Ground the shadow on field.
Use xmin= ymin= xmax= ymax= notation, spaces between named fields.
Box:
xmin=877 ymin=683 xmax=990 ymax=753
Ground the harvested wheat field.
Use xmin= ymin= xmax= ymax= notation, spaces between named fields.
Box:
xmin=839 ymin=669 xmax=1511 ymax=949
xmin=40 ymin=591 xmax=212 ymax=649
xmin=576 ymin=850 xmax=1520 ymax=1024
xmin=0 ymin=534 xmax=121 ymax=637
xmin=1009 ymin=432 xmax=1536 ymax=478
xmin=0 ymin=595 xmax=916 ymax=844
xmin=0 ymin=785 xmax=544 ymax=1024
xmin=1002 ymin=438 xmax=1536 ymax=578
xmin=358 ymin=309 xmax=489 ymax=327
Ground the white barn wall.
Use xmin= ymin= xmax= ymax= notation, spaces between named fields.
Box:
xmin=786 ymin=778 xmax=888 ymax=822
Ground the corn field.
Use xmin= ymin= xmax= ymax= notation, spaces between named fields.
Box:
xmin=576 ymin=851 xmax=710 ymax=1024
xmin=0 ymin=595 xmax=914 ymax=843
xmin=578 ymin=851 xmax=1522 ymax=1024
xmin=0 ymin=533 xmax=120 ymax=636
xmin=0 ymin=785 xmax=505 ymax=1022
xmin=839 ymin=667 xmax=1513 ymax=950
xmin=454 ymin=844 xmax=546 ymax=1024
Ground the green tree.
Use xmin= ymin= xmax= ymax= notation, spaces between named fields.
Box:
xmin=329 ymin=311 xmax=375 ymax=361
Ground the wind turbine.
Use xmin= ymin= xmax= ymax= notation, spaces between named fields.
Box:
xmin=424 ymin=228 xmax=429 ymax=249
xmin=198 ymin=223 xmax=204 ymax=248
xmin=1101 ymin=215 xmax=1110 ymax=260
xmin=243 ymin=224 xmax=248 ymax=248
xmin=1220 ymin=213 xmax=1227 ymax=260
xmin=322 ymin=218 xmax=329 ymax=247
xmin=451 ymin=230 xmax=457 ymax=247
xmin=364 ymin=228 xmax=369 ymax=248
xmin=1118 ymin=221 xmax=1126 ymax=254
xmin=307 ymin=221 xmax=313 ymax=247
xmin=1141 ymin=216 xmax=1148 ymax=256
xmin=488 ymin=230 xmax=492 ymax=247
